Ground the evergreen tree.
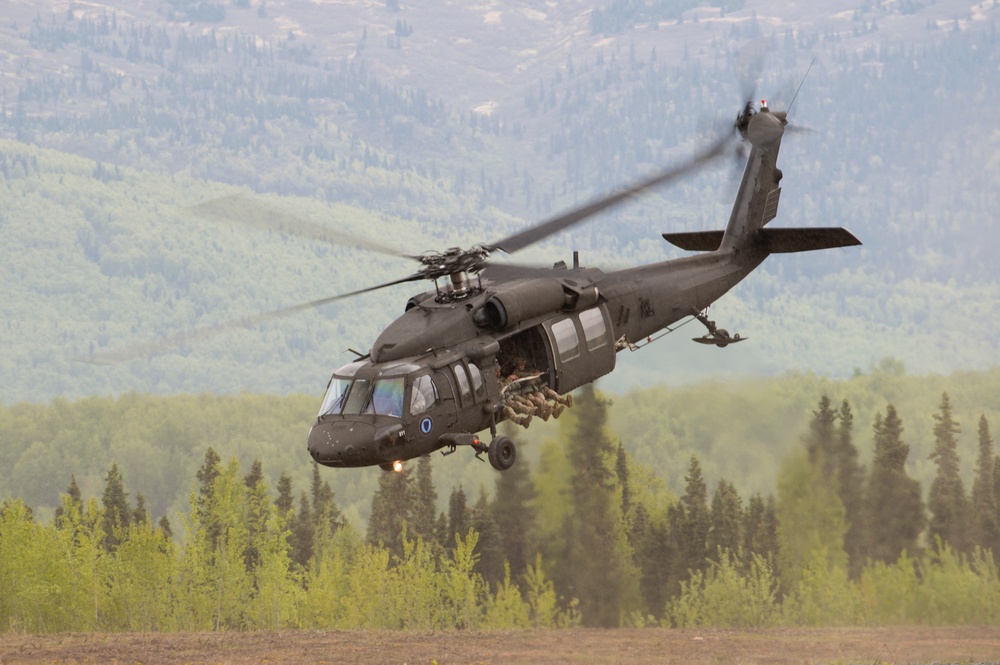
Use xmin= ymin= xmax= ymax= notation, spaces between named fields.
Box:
xmin=671 ymin=456 xmax=710 ymax=583
xmin=158 ymin=514 xmax=173 ymax=542
xmin=289 ymin=491 xmax=314 ymax=569
xmin=631 ymin=504 xmax=670 ymax=620
xmin=409 ymin=456 xmax=437 ymax=543
xmin=492 ymin=435 xmax=536 ymax=581
xmin=310 ymin=460 xmax=343 ymax=536
xmin=132 ymin=491 xmax=149 ymax=525
xmin=928 ymin=393 xmax=971 ymax=553
xmin=101 ymin=462 xmax=132 ymax=552
xmin=864 ymin=406 xmax=925 ymax=564
xmin=471 ymin=488 xmax=505 ymax=588
xmin=806 ymin=395 xmax=838 ymax=477
xmin=560 ymin=384 xmax=635 ymax=626
xmin=775 ymin=449 xmax=847 ymax=592
xmin=742 ymin=493 xmax=779 ymax=568
xmin=196 ymin=447 xmax=222 ymax=549
xmin=366 ymin=467 xmax=411 ymax=561
xmin=836 ymin=399 xmax=867 ymax=579
xmin=54 ymin=475 xmax=82 ymax=528
xmin=447 ymin=486 xmax=469 ymax=548
xmin=971 ymin=415 xmax=999 ymax=554
xmin=707 ymin=478 xmax=742 ymax=560
xmin=243 ymin=460 xmax=268 ymax=573
xmin=275 ymin=471 xmax=294 ymax=519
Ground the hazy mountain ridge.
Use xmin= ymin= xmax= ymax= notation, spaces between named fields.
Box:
xmin=0 ymin=0 xmax=998 ymax=404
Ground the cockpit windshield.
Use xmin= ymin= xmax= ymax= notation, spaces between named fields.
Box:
xmin=320 ymin=364 xmax=417 ymax=419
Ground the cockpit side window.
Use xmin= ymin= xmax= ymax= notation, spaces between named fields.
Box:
xmin=364 ymin=378 xmax=405 ymax=417
xmin=409 ymin=374 xmax=438 ymax=415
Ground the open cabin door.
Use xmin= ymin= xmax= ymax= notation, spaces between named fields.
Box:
xmin=496 ymin=305 xmax=616 ymax=395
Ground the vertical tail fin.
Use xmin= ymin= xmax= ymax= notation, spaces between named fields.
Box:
xmin=719 ymin=106 xmax=787 ymax=252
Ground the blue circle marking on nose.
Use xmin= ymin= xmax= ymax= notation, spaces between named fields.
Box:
xmin=420 ymin=417 xmax=433 ymax=435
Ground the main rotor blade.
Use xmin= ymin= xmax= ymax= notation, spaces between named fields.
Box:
xmin=488 ymin=135 xmax=729 ymax=255
xmin=78 ymin=273 xmax=424 ymax=364
xmin=188 ymin=194 xmax=413 ymax=259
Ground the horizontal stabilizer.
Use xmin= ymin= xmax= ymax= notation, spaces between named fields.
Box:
xmin=661 ymin=231 xmax=725 ymax=252
xmin=663 ymin=227 xmax=861 ymax=253
xmin=760 ymin=227 xmax=862 ymax=253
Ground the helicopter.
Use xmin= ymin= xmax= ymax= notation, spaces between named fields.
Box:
xmin=87 ymin=95 xmax=860 ymax=473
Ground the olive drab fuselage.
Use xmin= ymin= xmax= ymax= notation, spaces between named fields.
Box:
xmin=307 ymin=104 xmax=861 ymax=471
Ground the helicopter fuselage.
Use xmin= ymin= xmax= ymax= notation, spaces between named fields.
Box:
xmin=307 ymin=106 xmax=859 ymax=471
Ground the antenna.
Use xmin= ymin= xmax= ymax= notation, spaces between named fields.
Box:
xmin=786 ymin=57 xmax=816 ymax=117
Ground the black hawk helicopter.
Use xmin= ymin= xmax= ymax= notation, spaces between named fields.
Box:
xmin=88 ymin=95 xmax=860 ymax=473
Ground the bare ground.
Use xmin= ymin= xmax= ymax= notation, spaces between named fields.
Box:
xmin=2 ymin=626 xmax=1000 ymax=665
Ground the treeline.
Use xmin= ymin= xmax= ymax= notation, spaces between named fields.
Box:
xmin=3 ymin=385 xmax=999 ymax=631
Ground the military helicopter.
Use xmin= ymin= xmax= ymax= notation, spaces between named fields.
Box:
xmin=88 ymin=93 xmax=860 ymax=473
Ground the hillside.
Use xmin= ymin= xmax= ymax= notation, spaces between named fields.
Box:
xmin=0 ymin=0 xmax=998 ymax=405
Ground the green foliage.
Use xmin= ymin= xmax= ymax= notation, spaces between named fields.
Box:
xmin=668 ymin=550 xmax=778 ymax=628
xmin=775 ymin=449 xmax=847 ymax=592
xmin=928 ymin=393 xmax=972 ymax=553
xmin=865 ymin=406 xmax=925 ymax=564
xmin=781 ymin=548 xmax=862 ymax=626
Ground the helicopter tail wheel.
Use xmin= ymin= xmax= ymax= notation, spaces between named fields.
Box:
xmin=488 ymin=435 xmax=516 ymax=471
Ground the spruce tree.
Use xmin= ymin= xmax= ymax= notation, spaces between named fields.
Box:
xmin=743 ymin=493 xmax=779 ymax=568
xmin=196 ymin=447 xmax=222 ymax=549
xmin=366 ymin=467 xmax=411 ymax=561
xmin=678 ymin=456 xmax=711 ymax=575
xmin=971 ymin=415 xmax=999 ymax=554
xmin=447 ymin=486 xmax=469 ymax=548
xmin=492 ymin=435 xmax=536 ymax=581
xmin=310 ymin=460 xmax=343 ymax=536
xmin=836 ymin=399 xmax=867 ymax=579
xmin=928 ymin=393 xmax=971 ymax=553
xmin=289 ymin=491 xmax=314 ymax=569
xmin=471 ymin=488 xmax=505 ymax=587
xmin=409 ymin=456 xmax=438 ymax=543
xmin=707 ymin=478 xmax=742 ymax=560
xmin=561 ymin=384 xmax=634 ymax=627
xmin=101 ymin=462 xmax=131 ymax=552
xmin=275 ymin=471 xmax=294 ymax=519
xmin=806 ymin=395 xmax=838 ymax=477
xmin=864 ymin=406 xmax=925 ymax=563
xmin=133 ymin=491 xmax=149 ymax=525
xmin=54 ymin=475 xmax=82 ymax=528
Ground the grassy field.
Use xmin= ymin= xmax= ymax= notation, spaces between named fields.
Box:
xmin=2 ymin=626 xmax=999 ymax=664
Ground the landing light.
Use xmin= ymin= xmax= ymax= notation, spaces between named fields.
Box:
xmin=392 ymin=460 xmax=404 ymax=473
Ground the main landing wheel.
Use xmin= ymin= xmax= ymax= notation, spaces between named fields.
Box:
xmin=488 ymin=435 xmax=516 ymax=471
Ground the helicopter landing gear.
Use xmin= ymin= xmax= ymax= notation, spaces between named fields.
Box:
xmin=437 ymin=430 xmax=516 ymax=471
xmin=487 ymin=435 xmax=516 ymax=471
xmin=691 ymin=308 xmax=747 ymax=348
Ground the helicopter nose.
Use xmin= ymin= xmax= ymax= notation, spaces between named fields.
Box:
xmin=308 ymin=420 xmax=378 ymax=467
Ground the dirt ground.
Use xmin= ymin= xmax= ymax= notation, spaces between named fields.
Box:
xmin=1 ymin=626 xmax=999 ymax=665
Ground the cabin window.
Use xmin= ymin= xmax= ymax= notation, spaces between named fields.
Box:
xmin=364 ymin=378 xmax=405 ymax=417
xmin=410 ymin=374 xmax=437 ymax=415
xmin=453 ymin=364 xmax=472 ymax=405
xmin=551 ymin=318 xmax=580 ymax=362
xmin=579 ymin=307 xmax=608 ymax=351
xmin=469 ymin=363 xmax=486 ymax=398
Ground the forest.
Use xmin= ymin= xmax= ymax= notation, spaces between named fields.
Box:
xmin=2 ymin=368 xmax=1000 ymax=631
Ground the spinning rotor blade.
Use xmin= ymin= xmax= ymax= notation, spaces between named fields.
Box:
xmin=188 ymin=194 xmax=413 ymax=259
xmin=78 ymin=273 xmax=425 ymax=364
xmin=488 ymin=135 xmax=729 ymax=255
